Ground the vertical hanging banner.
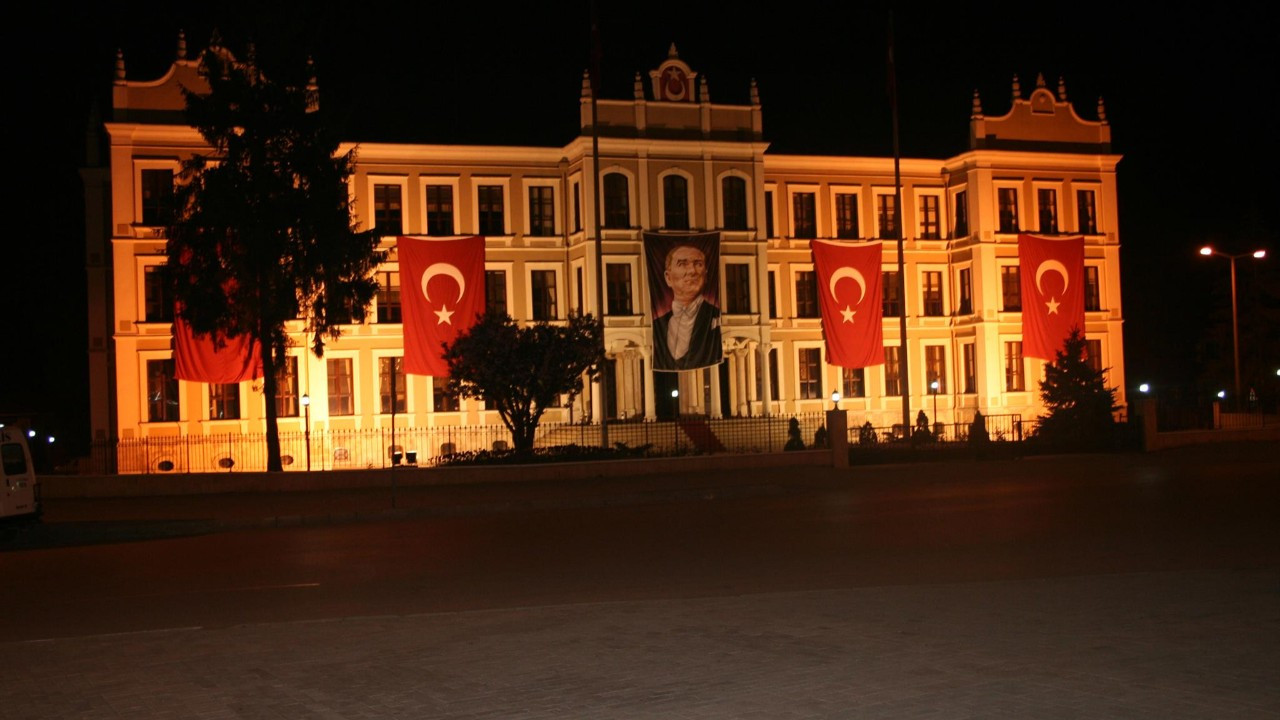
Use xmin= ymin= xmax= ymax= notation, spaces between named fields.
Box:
xmin=173 ymin=312 xmax=263 ymax=383
xmin=397 ymin=235 xmax=486 ymax=377
xmin=644 ymin=232 xmax=723 ymax=371
xmin=1019 ymin=233 xmax=1085 ymax=360
xmin=811 ymin=240 xmax=885 ymax=368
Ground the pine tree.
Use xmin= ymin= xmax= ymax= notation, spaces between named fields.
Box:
xmin=1035 ymin=328 xmax=1119 ymax=450
xmin=167 ymin=44 xmax=382 ymax=471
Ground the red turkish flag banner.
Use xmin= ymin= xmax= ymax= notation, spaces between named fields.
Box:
xmin=1019 ymin=233 xmax=1085 ymax=360
xmin=811 ymin=240 xmax=885 ymax=368
xmin=397 ymin=235 xmax=486 ymax=377
xmin=173 ymin=314 xmax=263 ymax=383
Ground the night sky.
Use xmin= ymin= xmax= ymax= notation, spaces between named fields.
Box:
xmin=8 ymin=3 xmax=1277 ymax=450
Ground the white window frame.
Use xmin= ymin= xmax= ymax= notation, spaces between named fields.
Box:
xmin=917 ymin=264 xmax=948 ymax=317
xmin=472 ymin=177 xmax=512 ymax=237
xmin=787 ymin=184 xmax=820 ymax=238
xmin=133 ymin=158 xmax=181 ymax=228
xmin=720 ymin=256 xmax=757 ymax=316
xmin=484 ymin=261 xmax=514 ymax=316
xmin=914 ymin=188 xmax=946 ymax=240
xmin=949 ymin=184 xmax=970 ymax=237
xmin=604 ymin=257 xmax=640 ymax=317
xmin=366 ymin=174 xmax=409 ymax=235
xmin=993 ymin=182 xmax=1023 ymax=235
xmin=828 ymin=185 xmax=863 ymax=239
xmin=323 ymin=352 xmax=359 ymax=418
xmin=1071 ymin=181 xmax=1103 ymax=235
xmin=522 ymin=178 xmax=561 ymax=237
xmin=921 ymin=343 xmax=948 ymax=394
xmin=371 ymin=350 xmax=411 ymax=417
xmin=525 ymin=262 xmax=565 ymax=321
xmin=716 ymin=169 xmax=753 ymax=231
xmin=140 ymin=350 xmax=181 ymax=425
xmin=656 ymin=167 xmax=697 ymax=230
xmin=793 ymin=341 xmax=826 ymax=402
xmin=600 ymin=166 xmax=638 ymax=230
xmin=789 ymin=262 xmax=818 ymax=320
xmin=872 ymin=188 xmax=899 ymax=239
xmin=1032 ymin=182 xmax=1063 ymax=234
xmin=419 ymin=176 xmax=461 ymax=236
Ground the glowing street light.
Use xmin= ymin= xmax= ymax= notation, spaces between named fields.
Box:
xmin=929 ymin=379 xmax=940 ymax=433
xmin=301 ymin=393 xmax=312 ymax=472
xmin=1217 ymin=390 xmax=1227 ymax=399
xmin=1199 ymin=245 xmax=1267 ymax=407
xmin=831 ymin=390 xmax=841 ymax=410
xmin=670 ymin=389 xmax=680 ymax=453
xmin=1138 ymin=383 xmax=1150 ymax=394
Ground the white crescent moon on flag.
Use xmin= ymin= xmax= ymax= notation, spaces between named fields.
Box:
xmin=421 ymin=262 xmax=466 ymax=303
xmin=829 ymin=266 xmax=866 ymax=304
xmin=1035 ymin=260 xmax=1069 ymax=295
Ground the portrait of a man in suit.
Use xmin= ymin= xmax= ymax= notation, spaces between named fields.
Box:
xmin=652 ymin=242 xmax=722 ymax=370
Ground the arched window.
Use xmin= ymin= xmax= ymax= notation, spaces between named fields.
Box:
xmin=722 ymin=176 xmax=747 ymax=230
xmin=603 ymin=173 xmax=630 ymax=229
xmin=663 ymin=174 xmax=689 ymax=230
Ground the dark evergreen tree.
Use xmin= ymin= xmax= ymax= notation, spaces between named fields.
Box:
xmin=167 ymin=45 xmax=382 ymax=471
xmin=1034 ymin=328 xmax=1120 ymax=450
xmin=443 ymin=311 xmax=603 ymax=454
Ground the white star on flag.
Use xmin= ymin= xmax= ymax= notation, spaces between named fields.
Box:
xmin=841 ymin=305 xmax=856 ymax=323
xmin=1045 ymin=297 xmax=1060 ymax=315
xmin=434 ymin=305 xmax=454 ymax=325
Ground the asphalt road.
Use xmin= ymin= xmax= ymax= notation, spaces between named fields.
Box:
xmin=3 ymin=444 xmax=1276 ymax=643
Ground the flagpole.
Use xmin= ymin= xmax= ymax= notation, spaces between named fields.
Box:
xmin=888 ymin=9 xmax=911 ymax=435
xmin=589 ymin=0 xmax=609 ymax=447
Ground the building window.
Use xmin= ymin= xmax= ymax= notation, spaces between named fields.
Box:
xmin=327 ymin=358 xmax=354 ymax=416
xmin=1037 ymin=188 xmax=1058 ymax=233
xmin=958 ymin=268 xmax=973 ymax=315
xmin=146 ymin=359 xmax=179 ymax=422
xmin=962 ymin=343 xmax=976 ymax=394
xmin=1085 ymin=339 xmax=1103 ymax=373
xmin=426 ymin=185 xmax=454 ymax=236
xmin=998 ymin=188 xmax=1019 ymax=233
xmin=919 ymin=195 xmax=941 ymax=239
xmin=922 ymin=270 xmax=944 ymax=316
xmin=528 ymin=185 xmax=555 ymax=236
xmin=798 ymin=348 xmax=822 ymax=399
xmin=603 ymin=173 xmax=630 ymax=229
xmin=925 ymin=345 xmax=946 ymax=393
xmin=953 ymin=190 xmax=969 ymax=237
xmin=572 ymin=181 xmax=582 ymax=232
xmin=530 ymin=269 xmax=557 ymax=321
xmin=275 ymin=357 xmax=299 ymax=418
xmin=433 ymin=379 xmax=460 ymax=412
xmin=144 ymin=265 xmax=173 ymax=323
xmin=1077 ymin=189 xmax=1098 ymax=234
xmin=882 ymin=271 xmax=902 ymax=317
xmin=835 ymin=193 xmax=859 ymax=239
xmin=877 ymin=194 xmax=898 ymax=238
xmin=724 ymin=263 xmax=751 ymax=314
xmin=884 ymin=347 xmax=902 ymax=397
xmin=842 ymin=367 xmax=865 ymax=398
xmin=767 ymin=270 xmax=777 ymax=319
xmin=209 ymin=383 xmax=240 ymax=420
xmin=1084 ymin=266 xmax=1101 ymax=311
xmin=140 ymin=169 xmax=174 ymax=226
xmin=477 ymin=185 xmax=505 ymax=235
xmin=795 ymin=270 xmax=819 ymax=318
xmin=1004 ymin=342 xmax=1024 ymax=392
xmin=605 ymin=264 xmax=633 ymax=315
xmin=1001 ymin=267 xmax=1022 ymax=311
xmin=792 ymin=192 xmax=816 ymax=238
xmin=485 ymin=270 xmax=507 ymax=315
xmin=663 ymin=174 xmax=689 ymax=230
xmin=373 ymin=183 xmax=403 ymax=236
xmin=376 ymin=271 xmax=401 ymax=324
xmin=722 ymin=176 xmax=748 ymax=230
xmin=764 ymin=190 xmax=775 ymax=238
xmin=575 ymin=266 xmax=584 ymax=312
xmin=379 ymin=356 xmax=406 ymax=414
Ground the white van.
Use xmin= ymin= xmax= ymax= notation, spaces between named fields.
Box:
xmin=1 ymin=427 xmax=41 ymax=520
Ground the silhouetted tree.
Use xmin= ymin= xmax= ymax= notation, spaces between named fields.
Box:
xmin=444 ymin=311 xmax=603 ymax=453
xmin=1035 ymin=328 xmax=1119 ymax=450
xmin=167 ymin=45 xmax=382 ymax=471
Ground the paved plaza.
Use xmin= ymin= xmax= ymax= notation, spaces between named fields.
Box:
xmin=6 ymin=568 xmax=1278 ymax=719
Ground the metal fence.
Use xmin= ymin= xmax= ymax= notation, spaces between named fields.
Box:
xmin=845 ymin=413 xmax=1025 ymax=446
xmin=86 ymin=413 xmax=835 ymax=475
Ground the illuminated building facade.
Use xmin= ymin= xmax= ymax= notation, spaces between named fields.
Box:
xmin=85 ymin=39 xmax=1125 ymax=465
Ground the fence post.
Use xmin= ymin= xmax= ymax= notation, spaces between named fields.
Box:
xmin=827 ymin=409 xmax=848 ymax=468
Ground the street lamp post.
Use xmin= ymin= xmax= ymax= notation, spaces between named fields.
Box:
xmin=930 ymin=380 xmax=939 ymax=438
xmin=1199 ymin=246 xmax=1267 ymax=408
xmin=301 ymin=394 xmax=312 ymax=472
xmin=671 ymin=389 xmax=680 ymax=453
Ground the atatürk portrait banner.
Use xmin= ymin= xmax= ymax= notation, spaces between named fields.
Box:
xmin=644 ymin=231 xmax=723 ymax=372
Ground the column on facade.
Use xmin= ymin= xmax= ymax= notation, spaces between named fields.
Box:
xmin=733 ymin=347 xmax=750 ymax=417
xmin=642 ymin=345 xmax=656 ymax=420
xmin=758 ymin=342 xmax=773 ymax=416
xmin=709 ymin=361 xmax=722 ymax=419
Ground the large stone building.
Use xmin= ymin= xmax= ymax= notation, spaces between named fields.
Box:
xmin=84 ymin=38 xmax=1124 ymax=470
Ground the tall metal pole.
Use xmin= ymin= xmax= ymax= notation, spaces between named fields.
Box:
xmin=888 ymin=10 xmax=911 ymax=434
xmin=1229 ymin=255 xmax=1241 ymax=409
xmin=589 ymin=0 xmax=609 ymax=447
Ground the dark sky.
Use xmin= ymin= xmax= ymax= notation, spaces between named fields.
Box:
xmin=7 ymin=3 xmax=1277 ymax=446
